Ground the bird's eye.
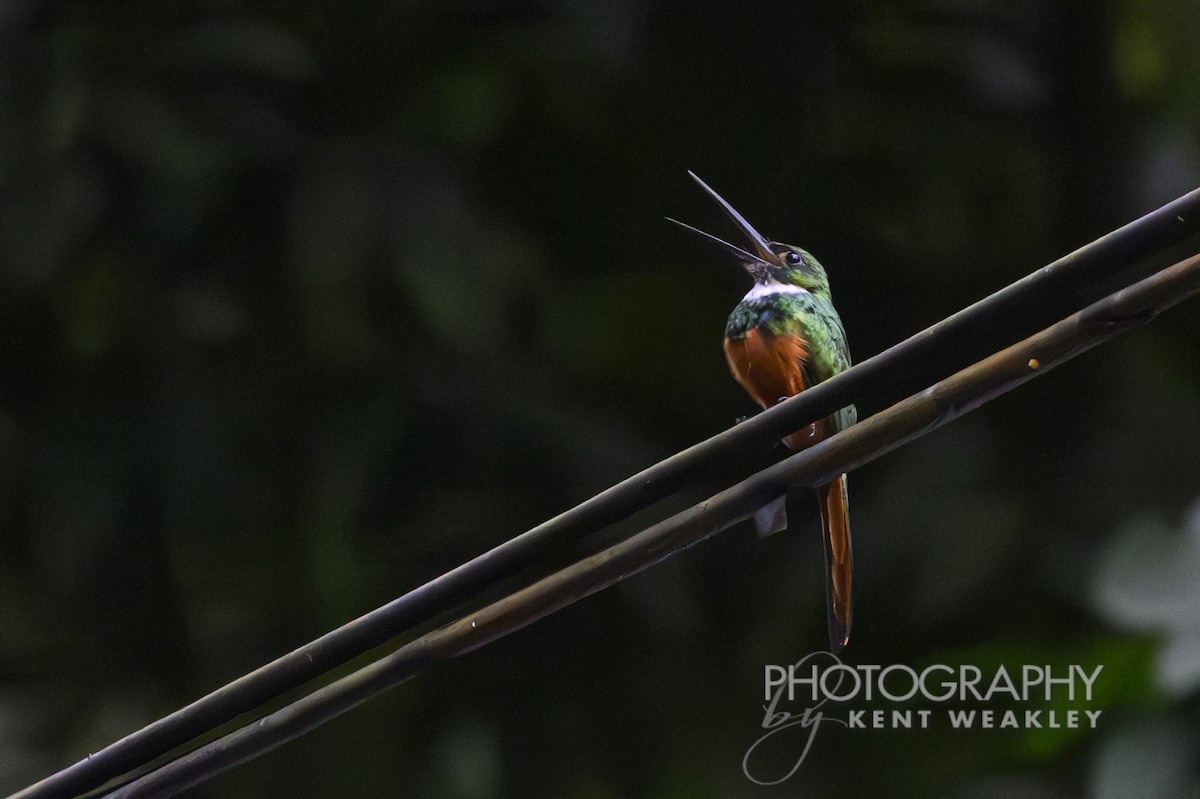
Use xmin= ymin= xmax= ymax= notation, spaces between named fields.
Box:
xmin=785 ymin=251 xmax=803 ymax=266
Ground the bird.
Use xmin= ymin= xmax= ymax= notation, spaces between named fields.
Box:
xmin=668 ymin=171 xmax=857 ymax=652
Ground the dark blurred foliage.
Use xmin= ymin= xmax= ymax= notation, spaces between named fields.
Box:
xmin=1 ymin=0 xmax=1199 ymax=796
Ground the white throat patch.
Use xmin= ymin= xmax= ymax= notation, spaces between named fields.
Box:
xmin=743 ymin=281 xmax=810 ymax=301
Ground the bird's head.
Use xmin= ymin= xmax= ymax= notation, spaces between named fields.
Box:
xmin=668 ymin=171 xmax=832 ymax=300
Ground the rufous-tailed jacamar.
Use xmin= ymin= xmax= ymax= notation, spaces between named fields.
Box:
xmin=670 ymin=171 xmax=857 ymax=652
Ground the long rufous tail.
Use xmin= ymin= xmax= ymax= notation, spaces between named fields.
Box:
xmin=818 ymin=474 xmax=852 ymax=652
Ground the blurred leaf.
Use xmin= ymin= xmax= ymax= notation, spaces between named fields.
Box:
xmin=432 ymin=718 xmax=501 ymax=799
xmin=1092 ymin=499 xmax=1200 ymax=696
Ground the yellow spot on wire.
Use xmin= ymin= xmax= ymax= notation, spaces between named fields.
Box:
xmin=1028 ymin=358 xmax=1040 ymax=369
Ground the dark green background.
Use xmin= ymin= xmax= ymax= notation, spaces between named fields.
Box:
xmin=2 ymin=1 xmax=1199 ymax=797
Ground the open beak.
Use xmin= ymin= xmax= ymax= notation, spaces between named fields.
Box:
xmin=666 ymin=171 xmax=780 ymax=270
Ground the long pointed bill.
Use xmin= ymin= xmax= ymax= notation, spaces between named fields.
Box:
xmin=664 ymin=217 xmax=773 ymax=269
xmin=686 ymin=171 xmax=777 ymax=264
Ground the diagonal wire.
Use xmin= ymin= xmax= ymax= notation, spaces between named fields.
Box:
xmin=100 ymin=251 xmax=1200 ymax=799
xmin=10 ymin=188 xmax=1200 ymax=799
